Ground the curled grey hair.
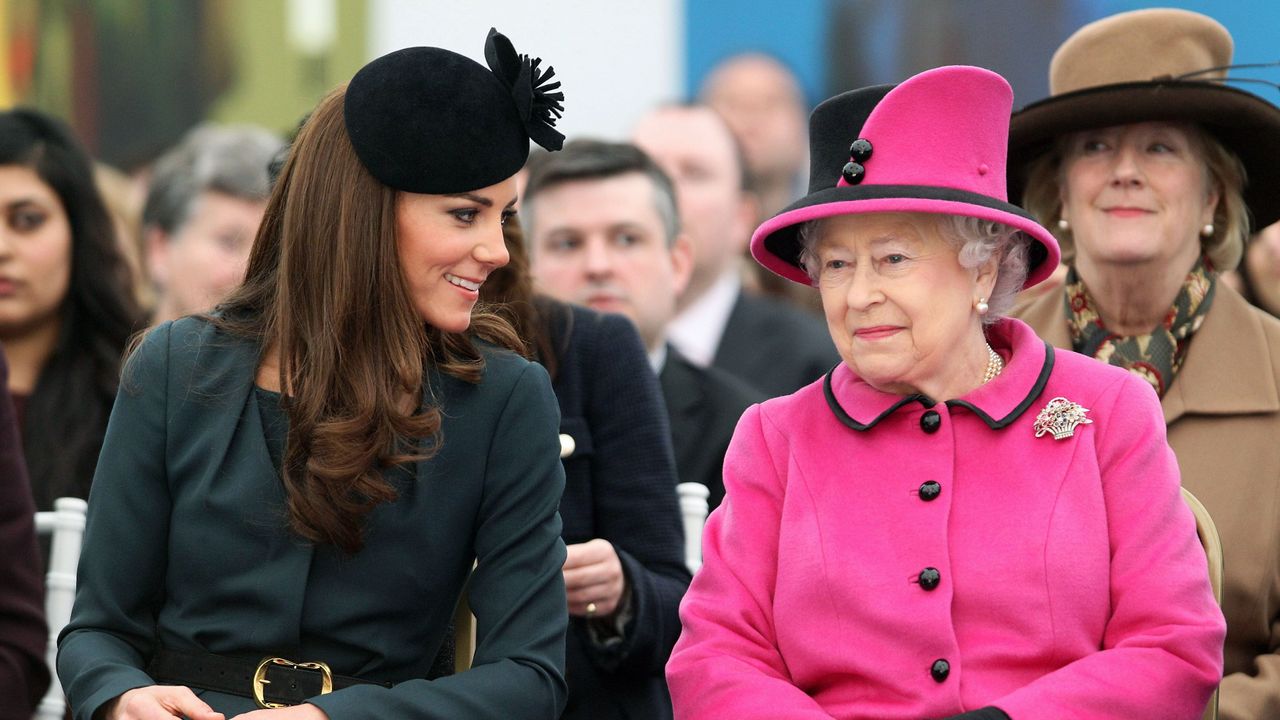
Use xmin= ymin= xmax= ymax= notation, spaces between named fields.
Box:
xmin=796 ymin=214 xmax=1031 ymax=325
xmin=141 ymin=123 xmax=286 ymax=235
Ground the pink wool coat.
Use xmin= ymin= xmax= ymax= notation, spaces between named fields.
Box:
xmin=666 ymin=319 xmax=1225 ymax=720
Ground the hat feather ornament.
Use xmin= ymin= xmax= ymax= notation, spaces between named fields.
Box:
xmin=485 ymin=28 xmax=566 ymax=151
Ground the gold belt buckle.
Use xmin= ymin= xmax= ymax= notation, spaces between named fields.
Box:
xmin=252 ymin=656 xmax=334 ymax=708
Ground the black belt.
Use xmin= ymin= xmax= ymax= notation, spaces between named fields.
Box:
xmin=148 ymin=648 xmax=391 ymax=707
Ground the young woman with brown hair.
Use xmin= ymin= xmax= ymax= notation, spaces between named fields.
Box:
xmin=57 ymin=29 xmax=571 ymax=719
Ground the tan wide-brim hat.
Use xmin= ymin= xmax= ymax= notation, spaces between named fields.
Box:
xmin=1008 ymin=8 xmax=1280 ymax=231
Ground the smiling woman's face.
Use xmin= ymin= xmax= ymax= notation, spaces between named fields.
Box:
xmin=0 ymin=165 xmax=72 ymax=340
xmin=1060 ymin=121 xmax=1218 ymax=271
xmin=812 ymin=212 xmax=993 ymax=397
xmin=395 ymin=176 xmax=516 ymax=333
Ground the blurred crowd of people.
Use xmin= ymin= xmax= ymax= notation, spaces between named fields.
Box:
xmin=2 ymin=7 xmax=1280 ymax=720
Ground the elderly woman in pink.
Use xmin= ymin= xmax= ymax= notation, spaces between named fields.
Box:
xmin=665 ymin=65 xmax=1225 ymax=720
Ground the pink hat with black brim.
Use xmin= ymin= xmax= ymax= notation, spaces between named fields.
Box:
xmin=751 ymin=65 xmax=1060 ymax=288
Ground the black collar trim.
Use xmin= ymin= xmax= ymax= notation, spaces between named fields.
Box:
xmin=824 ymin=375 xmax=935 ymax=431
xmin=824 ymin=342 xmax=1056 ymax=431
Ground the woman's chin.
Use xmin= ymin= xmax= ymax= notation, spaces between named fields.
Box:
xmin=847 ymin=361 xmax=912 ymax=392
xmin=1079 ymin=237 xmax=1196 ymax=269
xmin=424 ymin=315 xmax=472 ymax=334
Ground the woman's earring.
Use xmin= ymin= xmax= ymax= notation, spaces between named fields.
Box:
xmin=975 ymin=297 xmax=990 ymax=315
xmin=1056 ymin=218 xmax=1070 ymax=231
xmin=1201 ymin=223 xmax=1215 ymax=238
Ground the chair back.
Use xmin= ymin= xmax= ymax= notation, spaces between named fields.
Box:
xmin=1180 ymin=487 xmax=1222 ymax=720
xmin=677 ymin=482 xmax=710 ymax=574
xmin=32 ymin=497 xmax=87 ymax=720
xmin=453 ymin=582 xmax=477 ymax=674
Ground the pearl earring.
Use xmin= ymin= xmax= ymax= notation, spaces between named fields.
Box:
xmin=1056 ymin=218 xmax=1070 ymax=231
xmin=1201 ymin=223 xmax=1215 ymax=238
xmin=975 ymin=297 xmax=990 ymax=315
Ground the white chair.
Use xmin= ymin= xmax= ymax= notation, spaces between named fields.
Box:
xmin=32 ymin=497 xmax=88 ymax=720
xmin=676 ymin=483 xmax=709 ymax=574
xmin=1180 ymin=487 xmax=1222 ymax=720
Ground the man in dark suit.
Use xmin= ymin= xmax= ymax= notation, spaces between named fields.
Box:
xmin=633 ymin=105 xmax=839 ymax=399
xmin=524 ymin=139 xmax=762 ymax=514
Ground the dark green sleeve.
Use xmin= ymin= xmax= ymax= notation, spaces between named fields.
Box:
xmin=310 ymin=361 xmax=569 ymax=719
xmin=57 ymin=322 xmax=173 ymax=720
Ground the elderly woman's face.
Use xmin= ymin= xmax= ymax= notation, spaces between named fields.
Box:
xmin=1059 ymin=122 xmax=1218 ymax=269
xmin=813 ymin=212 xmax=993 ymax=396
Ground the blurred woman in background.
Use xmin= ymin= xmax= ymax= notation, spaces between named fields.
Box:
xmin=0 ymin=108 xmax=142 ymax=511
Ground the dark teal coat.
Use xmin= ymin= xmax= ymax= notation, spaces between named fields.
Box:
xmin=57 ymin=317 xmax=569 ymax=719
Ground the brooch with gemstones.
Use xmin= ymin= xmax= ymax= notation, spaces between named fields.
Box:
xmin=1033 ymin=396 xmax=1093 ymax=440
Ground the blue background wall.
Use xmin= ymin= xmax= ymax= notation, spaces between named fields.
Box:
xmin=686 ymin=0 xmax=1280 ymax=110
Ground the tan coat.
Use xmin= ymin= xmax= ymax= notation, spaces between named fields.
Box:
xmin=1017 ymin=283 xmax=1280 ymax=720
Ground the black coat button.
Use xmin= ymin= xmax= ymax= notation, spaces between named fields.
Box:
xmin=918 ymin=567 xmax=941 ymax=590
xmin=849 ymin=138 xmax=873 ymax=162
xmin=931 ymin=658 xmax=950 ymax=682
xmin=841 ymin=161 xmax=865 ymax=184
xmin=919 ymin=481 xmax=941 ymax=501
xmin=920 ymin=410 xmax=941 ymax=433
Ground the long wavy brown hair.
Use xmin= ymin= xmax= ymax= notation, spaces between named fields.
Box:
xmin=479 ymin=218 xmax=564 ymax=379
xmin=212 ymin=85 xmax=521 ymax=553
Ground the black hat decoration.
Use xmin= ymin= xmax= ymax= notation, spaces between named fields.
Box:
xmin=484 ymin=28 xmax=565 ymax=152
xmin=344 ymin=28 xmax=566 ymax=195
xmin=840 ymin=138 xmax=873 ymax=185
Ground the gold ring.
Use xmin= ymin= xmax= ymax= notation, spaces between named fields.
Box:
xmin=586 ymin=602 xmax=598 ymax=616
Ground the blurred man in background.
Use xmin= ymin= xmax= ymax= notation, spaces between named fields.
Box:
xmin=633 ymin=105 xmax=837 ymax=398
xmin=524 ymin=139 xmax=761 ymax=510
xmin=699 ymin=52 xmax=809 ymax=222
xmin=700 ymin=53 xmax=823 ymax=313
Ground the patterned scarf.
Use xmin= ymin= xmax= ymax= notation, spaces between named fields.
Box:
xmin=1064 ymin=257 xmax=1216 ymax=397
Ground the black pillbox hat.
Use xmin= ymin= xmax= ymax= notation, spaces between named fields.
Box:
xmin=343 ymin=28 xmax=565 ymax=194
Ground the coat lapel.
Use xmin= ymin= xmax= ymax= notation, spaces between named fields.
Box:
xmin=712 ymin=293 xmax=754 ymax=368
xmin=168 ymin=320 xmax=264 ymax=487
xmin=1162 ymin=284 xmax=1280 ymax=424
xmin=659 ymin=348 xmax=708 ymax=470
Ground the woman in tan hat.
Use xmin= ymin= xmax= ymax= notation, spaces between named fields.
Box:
xmin=1009 ymin=9 xmax=1280 ymax=719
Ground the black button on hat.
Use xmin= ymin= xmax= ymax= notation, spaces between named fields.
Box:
xmin=841 ymin=161 xmax=865 ymax=185
xmin=849 ymin=138 xmax=873 ymax=162
xmin=920 ymin=410 xmax=941 ymax=433
xmin=918 ymin=567 xmax=941 ymax=590
xmin=931 ymin=658 xmax=951 ymax=682
xmin=919 ymin=481 xmax=941 ymax=501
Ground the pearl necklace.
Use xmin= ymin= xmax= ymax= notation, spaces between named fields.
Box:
xmin=982 ymin=344 xmax=1005 ymax=384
